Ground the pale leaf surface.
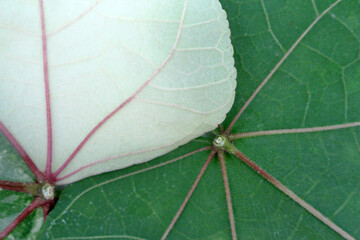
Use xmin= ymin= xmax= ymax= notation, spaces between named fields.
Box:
xmin=0 ymin=0 xmax=236 ymax=184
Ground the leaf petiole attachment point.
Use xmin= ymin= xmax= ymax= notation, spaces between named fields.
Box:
xmin=0 ymin=180 xmax=55 ymax=201
xmin=40 ymin=183 xmax=55 ymax=201
xmin=212 ymin=134 xmax=237 ymax=155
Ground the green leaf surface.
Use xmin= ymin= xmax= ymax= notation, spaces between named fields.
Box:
xmin=0 ymin=133 xmax=43 ymax=239
xmin=1 ymin=0 xmax=360 ymax=239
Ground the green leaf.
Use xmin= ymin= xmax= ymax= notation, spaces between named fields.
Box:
xmin=0 ymin=133 xmax=43 ymax=239
xmin=2 ymin=0 xmax=360 ymax=239
xmin=0 ymin=0 xmax=236 ymax=184
xmin=37 ymin=0 xmax=360 ymax=239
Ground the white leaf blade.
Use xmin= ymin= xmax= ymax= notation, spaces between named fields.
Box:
xmin=0 ymin=0 xmax=236 ymax=184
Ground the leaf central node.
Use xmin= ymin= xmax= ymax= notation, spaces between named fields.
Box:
xmin=40 ymin=183 xmax=55 ymax=201
xmin=212 ymin=134 xmax=236 ymax=155
xmin=213 ymin=135 xmax=227 ymax=148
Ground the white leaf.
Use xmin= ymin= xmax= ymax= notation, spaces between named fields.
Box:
xmin=0 ymin=0 xmax=236 ymax=184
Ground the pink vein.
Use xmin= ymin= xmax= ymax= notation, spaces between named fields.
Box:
xmin=218 ymin=150 xmax=237 ymax=240
xmin=53 ymin=0 xmax=189 ymax=180
xmin=50 ymin=147 xmax=211 ymax=225
xmin=39 ymin=0 xmax=53 ymax=178
xmin=0 ymin=197 xmax=44 ymax=239
xmin=232 ymin=147 xmax=355 ymax=240
xmin=47 ymin=1 xmax=101 ymax=37
xmin=56 ymin=137 xmax=206 ymax=182
xmin=161 ymin=150 xmax=216 ymax=240
xmin=56 ymin=146 xmax=168 ymax=181
xmin=226 ymin=0 xmax=343 ymax=133
xmin=0 ymin=120 xmax=45 ymax=182
xmin=230 ymin=122 xmax=360 ymax=140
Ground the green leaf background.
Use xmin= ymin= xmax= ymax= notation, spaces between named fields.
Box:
xmin=1 ymin=0 xmax=359 ymax=239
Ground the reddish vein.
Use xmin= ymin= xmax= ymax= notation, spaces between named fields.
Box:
xmin=161 ymin=150 xmax=216 ymax=240
xmin=0 ymin=181 xmax=39 ymax=195
xmin=56 ymin=146 xmax=212 ymax=182
xmin=51 ymin=147 xmax=211 ymax=226
xmin=0 ymin=197 xmax=45 ymax=239
xmin=47 ymin=1 xmax=100 ymax=37
xmin=53 ymin=0 xmax=189 ymax=180
xmin=218 ymin=150 xmax=237 ymax=240
xmin=39 ymin=0 xmax=53 ymax=178
xmin=0 ymin=121 xmax=45 ymax=182
xmin=232 ymin=147 xmax=355 ymax=240
xmin=225 ymin=0 xmax=343 ymax=133
xmin=230 ymin=122 xmax=360 ymax=140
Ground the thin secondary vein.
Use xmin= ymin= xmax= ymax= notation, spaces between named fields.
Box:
xmin=55 ymin=235 xmax=146 ymax=240
xmin=287 ymin=214 xmax=304 ymax=240
xmin=231 ymin=122 xmax=360 ymax=140
xmin=149 ymin=77 xmax=229 ymax=91
xmin=302 ymin=85 xmax=311 ymax=127
xmin=260 ymin=0 xmax=285 ymax=52
xmin=53 ymin=0 xmax=189 ymax=179
xmin=341 ymin=69 xmax=349 ymax=121
xmin=311 ymin=0 xmax=319 ymax=16
xmin=226 ymin=0 xmax=344 ymax=133
xmin=49 ymin=146 xmax=210 ymax=231
xmin=331 ymin=14 xmax=360 ymax=44
xmin=47 ymin=0 xmax=102 ymax=36
xmin=134 ymin=97 xmax=220 ymax=115
xmin=95 ymin=9 xmax=179 ymax=24
xmin=231 ymin=147 xmax=355 ymax=240
xmin=300 ymin=42 xmax=342 ymax=68
xmin=56 ymin=136 xmax=208 ymax=182
xmin=332 ymin=181 xmax=360 ymax=217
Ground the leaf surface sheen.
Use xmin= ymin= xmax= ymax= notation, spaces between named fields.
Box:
xmin=0 ymin=0 xmax=236 ymax=184
xmin=1 ymin=0 xmax=360 ymax=239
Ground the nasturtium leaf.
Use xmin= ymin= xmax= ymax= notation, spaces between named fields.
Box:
xmin=37 ymin=0 xmax=360 ymax=239
xmin=0 ymin=0 xmax=236 ymax=184
xmin=0 ymin=132 xmax=42 ymax=239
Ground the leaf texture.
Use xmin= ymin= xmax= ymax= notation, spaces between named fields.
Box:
xmin=0 ymin=0 xmax=236 ymax=184
xmin=40 ymin=0 xmax=360 ymax=239
xmin=2 ymin=0 xmax=360 ymax=239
